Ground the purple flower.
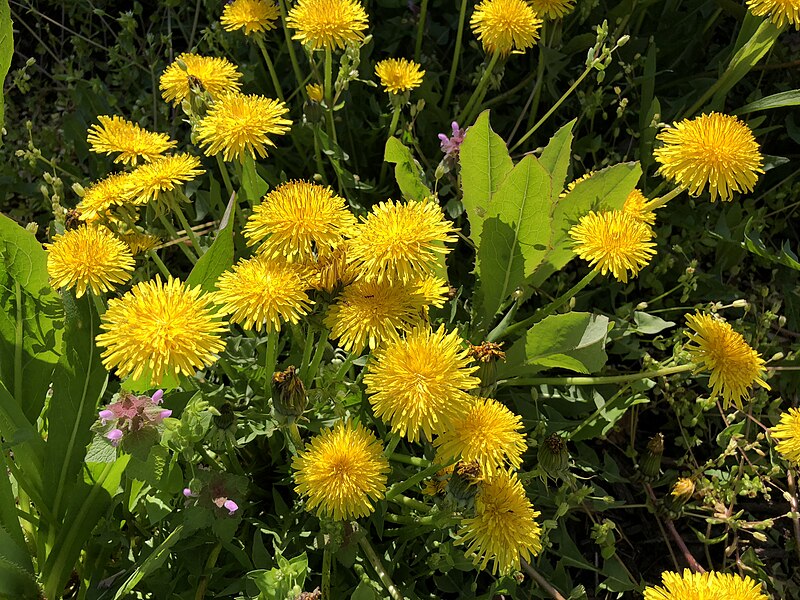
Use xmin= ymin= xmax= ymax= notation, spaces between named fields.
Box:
xmin=98 ymin=409 xmax=115 ymax=423
xmin=151 ymin=389 xmax=164 ymax=404
xmin=438 ymin=121 xmax=466 ymax=159
xmin=183 ymin=487 xmax=196 ymax=498
xmin=158 ymin=409 xmax=172 ymax=420
xmin=97 ymin=390 xmax=170 ymax=446
xmin=106 ymin=429 xmax=124 ymax=446
xmin=223 ymin=499 xmax=239 ymax=514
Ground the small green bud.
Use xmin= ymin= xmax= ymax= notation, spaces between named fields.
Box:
xmin=640 ymin=433 xmax=664 ymax=480
xmin=537 ymin=433 xmax=570 ymax=480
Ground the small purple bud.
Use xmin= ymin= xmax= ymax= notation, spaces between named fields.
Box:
xmin=451 ymin=121 xmax=460 ymax=135
xmin=98 ymin=409 xmax=114 ymax=422
xmin=438 ymin=133 xmax=448 ymax=143
xmin=158 ymin=409 xmax=172 ymax=420
xmin=223 ymin=499 xmax=238 ymax=514
xmin=183 ymin=487 xmax=195 ymax=498
xmin=106 ymin=429 xmax=124 ymax=446
xmin=151 ymin=389 xmax=164 ymax=404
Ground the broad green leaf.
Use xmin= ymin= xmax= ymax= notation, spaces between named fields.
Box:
xmin=459 ymin=110 xmax=513 ymax=248
xmin=633 ymin=311 xmax=675 ymax=335
xmin=735 ymin=90 xmax=800 ymax=114
xmin=186 ymin=193 xmax=236 ymax=292
xmin=44 ymin=292 xmax=108 ymax=523
xmin=530 ymin=162 xmax=641 ymax=287
xmin=0 ymin=213 xmax=64 ymax=422
xmin=0 ymin=559 xmax=39 ymax=599
xmin=241 ymin=154 xmax=269 ymax=204
xmin=500 ymin=312 xmax=610 ymax=377
xmin=384 ymin=137 xmax=431 ymax=201
xmin=474 ymin=154 xmax=551 ymax=322
xmin=112 ymin=525 xmax=184 ymax=600
xmin=538 ymin=119 xmax=576 ymax=203
xmin=0 ymin=0 xmax=13 ymax=137
xmin=0 ymin=381 xmax=45 ymax=504
xmin=351 ymin=581 xmax=379 ymax=600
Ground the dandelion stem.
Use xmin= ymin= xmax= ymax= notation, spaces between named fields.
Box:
xmin=644 ymin=483 xmax=706 ymax=573
xmin=387 ymin=105 xmax=402 ymax=137
xmin=383 ymin=432 xmax=402 ymax=458
xmin=643 ymin=185 xmax=685 ymax=211
xmin=89 ymin=291 xmax=106 ymax=317
xmin=389 ymin=453 xmax=431 ymax=468
xmin=786 ymin=468 xmax=800 ymax=563
xmin=357 ymin=534 xmax=405 ymax=600
xmin=521 ymin=560 xmax=567 ymax=600
xmin=255 ymin=36 xmax=285 ymax=101
xmin=458 ymin=52 xmax=500 ymax=125
xmin=385 ymin=458 xmax=455 ymax=501
xmin=387 ymin=493 xmax=429 ymax=513
xmin=215 ymin=154 xmax=235 ymax=201
xmin=306 ymin=328 xmax=330 ymax=385
xmin=502 ymin=363 xmax=696 ymax=387
xmin=321 ymin=546 xmax=333 ymax=600
xmin=157 ymin=214 xmax=198 ymax=264
xmin=147 ymin=250 xmax=171 ymax=278
xmin=334 ymin=352 xmax=356 ymax=382
xmin=195 ymin=541 xmax=223 ymax=600
xmin=443 ymin=0 xmax=469 ymax=107
xmin=414 ymin=0 xmax=429 ymax=62
xmin=172 ymin=200 xmax=204 ymax=256
xmin=276 ymin=0 xmax=309 ymax=101
xmin=264 ymin=332 xmax=280 ymax=403
xmin=324 ymin=47 xmax=338 ymax=144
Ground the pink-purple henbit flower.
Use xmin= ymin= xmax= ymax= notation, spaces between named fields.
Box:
xmin=97 ymin=390 xmax=170 ymax=446
xmin=438 ymin=121 xmax=466 ymax=159
xmin=106 ymin=429 xmax=124 ymax=445
xmin=223 ymin=500 xmax=239 ymax=514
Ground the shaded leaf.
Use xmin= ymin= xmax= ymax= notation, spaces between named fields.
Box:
xmin=384 ymin=137 xmax=431 ymax=201
xmin=186 ymin=192 xmax=236 ymax=292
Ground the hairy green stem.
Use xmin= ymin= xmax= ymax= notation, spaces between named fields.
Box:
xmin=458 ymin=52 xmax=500 ymax=125
xmin=414 ymin=0 xmax=429 ymax=62
xmin=442 ymin=0 xmax=469 ymax=107
xmin=255 ymin=36 xmax=285 ymax=101
xmin=502 ymin=363 xmax=696 ymax=388
xmin=357 ymin=535 xmax=404 ymax=600
xmin=644 ymin=185 xmax=685 ymax=211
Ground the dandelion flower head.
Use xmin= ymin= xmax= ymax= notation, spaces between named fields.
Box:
xmin=96 ymin=276 xmax=226 ymax=384
xmin=287 ymin=0 xmax=369 ymax=50
xmin=623 ymin=188 xmax=656 ymax=226
xmin=470 ymin=0 xmax=543 ymax=56
xmin=196 ymin=92 xmax=291 ymax=162
xmin=644 ymin=569 xmax=767 ymax=600
xmin=747 ymin=0 xmax=800 ymax=29
xmin=118 ymin=231 xmax=161 ymax=256
xmin=76 ymin=172 xmax=133 ymax=223
xmin=531 ymin=0 xmax=575 ymax=19
xmin=771 ymin=407 xmax=800 ymax=464
xmin=123 ymin=154 xmax=205 ymax=206
xmin=654 ymin=113 xmax=763 ymax=202
xmin=684 ymin=313 xmax=769 ymax=408
xmin=87 ymin=116 xmax=176 ymax=166
xmin=347 ymin=199 xmax=457 ymax=284
xmin=221 ymin=0 xmax=280 ymax=35
xmin=569 ymin=209 xmax=656 ymax=282
xmin=375 ymin=58 xmax=425 ymax=94
xmin=292 ymin=421 xmax=389 ymax=520
xmin=363 ymin=325 xmax=479 ymax=442
xmin=214 ymin=255 xmax=313 ymax=333
xmin=306 ymin=83 xmax=324 ymax=103
xmin=243 ymin=180 xmax=356 ymax=262
xmin=459 ymin=469 xmax=542 ymax=574
xmin=434 ymin=397 xmax=526 ymax=476
xmin=47 ymin=225 xmax=134 ymax=297
xmin=160 ymin=53 xmax=243 ymax=105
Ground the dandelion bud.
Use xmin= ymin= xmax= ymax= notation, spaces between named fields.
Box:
xmin=669 ymin=477 xmax=695 ymax=505
xmin=446 ymin=461 xmax=482 ymax=510
xmin=640 ymin=433 xmax=664 ymax=480
xmin=468 ymin=342 xmax=506 ymax=396
xmin=272 ymin=366 xmax=308 ymax=418
xmin=771 ymin=352 xmax=785 ymax=362
xmin=732 ymin=299 xmax=749 ymax=308
xmin=636 ymin=302 xmax=648 ymax=310
xmin=537 ymin=433 xmax=570 ymax=480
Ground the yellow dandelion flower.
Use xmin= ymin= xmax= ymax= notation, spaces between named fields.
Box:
xmin=459 ymin=469 xmax=542 ymax=574
xmin=713 ymin=572 xmax=769 ymax=600
xmin=221 ymin=0 xmax=280 ymax=35
xmin=747 ymin=0 xmax=800 ymax=29
xmin=375 ymin=58 xmax=425 ymax=94
xmin=292 ymin=421 xmax=389 ymax=520
xmin=46 ymin=225 xmax=134 ymax=297
xmin=287 ymin=0 xmax=369 ymax=51
xmin=623 ymin=188 xmax=657 ymax=226
xmin=363 ymin=325 xmax=479 ymax=442
xmin=530 ymin=0 xmax=575 ymax=19
xmin=306 ymin=245 xmax=358 ymax=292
xmin=306 ymin=83 xmax=324 ymax=103
xmin=569 ymin=210 xmax=656 ymax=282
xmin=87 ymin=115 xmax=176 ymax=165
xmin=96 ymin=276 xmax=226 ymax=384
xmin=413 ymin=274 xmax=449 ymax=308
xmin=559 ymin=170 xmax=596 ymax=198
xmin=124 ymin=154 xmax=205 ymax=206
xmin=160 ymin=53 xmax=243 ymax=106
xmin=670 ymin=477 xmax=696 ymax=501
xmin=118 ymin=231 xmax=161 ymax=256
xmin=243 ymin=180 xmax=356 ymax=262
xmin=654 ymin=113 xmax=763 ymax=202
xmin=76 ymin=172 xmax=133 ymax=223
xmin=324 ymin=277 xmax=427 ymax=352
xmin=644 ymin=570 xmax=767 ymax=600
xmin=347 ymin=200 xmax=457 ymax=284
xmin=684 ymin=313 xmax=770 ymax=409
xmin=196 ymin=93 xmax=291 ymax=162
xmin=470 ymin=0 xmax=542 ymax=56
xmin=434 ymin=397 xmax=526 ymax=476
xmin=771 ymin=407 xmax=800 ymax=464
xmin=213 ymin=255 xmax=313 ymax=332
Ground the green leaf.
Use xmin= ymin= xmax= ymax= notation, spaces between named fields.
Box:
xmin=112 ymin=525 xmax=184 ymax=600
xmin=0 ymin=381 xmax=45 ymax=504
xmin=735 ymin=90 xmax=800 ymax=114
xmin=0 ymin=558 xmax=39 ymax=599
xmin=633 ymin=311 xmax=675 ymax=335
xmin=474 ymin=154 xmax=552 ymax=322
xmin=459 ymin=110 xmax=513 ymax=249
xmin=500 ymin=312 xmax=610 ymax=377
xmin=0 ymin=0 xmax=13 ymax=138
xmin=0 ymin=213 xmax=64 ymax=422
xmin=538 ymin=119 xmax=576 ymax=204
xmin=0 ymin=452 xmax=32 ymax=575
xmin=186 ymin=192 xmax=236 ymax=292
xmin=743 ymin=218 xmax=800 ymax=271
xmin=351 ymin=581 xmax=379 ymax=600
xmin=384 ymin=137 xmax=431 ymax=201
xmin=43 ymin=292 xmax=108 ymax=523
xmin=241 ymin=154 xmax=269 ymax=204
xmin=530 ymin=162 xmax=641 ymax=287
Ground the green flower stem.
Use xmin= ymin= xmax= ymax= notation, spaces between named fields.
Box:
xmin=157 ymin=213 xmax=198 ymax=264
xmin=643 ymin=185 xmax=685 ymax=211
xmin=357 ymin=534 xmax=405 ymax=600
xmin=324 ymin=47 xmax=338 ymax=144
xmin=387 ymin=493 xmax=430 ymax=513
xmin=385 ymin=458 xmax=455 ymax=501
xmin=195 ymin=541 xmax=223 ymax=600
xmin=334 ymin=352 xmax=356 ymax=382
xmin=255 ymin=36 xmax=285 ymax=101
xmin=89 ymin=291 xmax=106 ymax=317
xmin=458 ymin=51 xmax=500 ymax=125
xmin=306 ymin=328 xmax=330 ymax=384
xmin=389 ymin=453 xmax=431 ymax=468
xmin=215 ymin=153 xmax=234 ymax=201
xmin=288 ymin=422 xmax=304 ymax=450
xmin=172 ymin=200 xmax=204 ymax=256
xmin=385 ymin=512 xmax=461 ymax=527
xmin=264 ymin=332 xmax=280 ymax=403
xmin=146 ymin=249 xmax=171 ymax=278
xmin=298 ymin=324 xmax=315 ymax=383
xmin=414 ymin=0 xmax=429 ymax=62
xmin=494 ymin=270 xmax=598 ymax=341
xmin=383 ymin=432 xmax=402 ymax=458
xmin=442 ymin=0 xmax=469 ymax=107
xmin=322 ymin=546 xmax=333 ymax=600
xmin=387 ymin=104 xmax=402 ymax=138
xmin=501 ymin=363 xmax=696 ymax=388
xmin=485 ymin=295 xmax=522 ymax=343
xmin=312 ymin=127 xmax=329 ymax=184
xmin=277 ymin=0 xmax=308 ymax=101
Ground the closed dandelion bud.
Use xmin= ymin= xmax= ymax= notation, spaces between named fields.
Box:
xmin=640 ymin=433 xmax=664 ymax=479
xmin=669 ymin=477 xmax=695 ymax=505
xmin=468 ymin=342 xmax=506 ymax=396
xmin=213 ymin=403 xmax=236 ymax=432
xmin=537 ymin=433 xmax=570 ymax=480
xmin=446 ymin=461 xmax=482 ymax=509
xmin=272 ymin=366 xmax=307 ymax=418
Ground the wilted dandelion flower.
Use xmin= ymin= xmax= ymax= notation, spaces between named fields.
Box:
xmin=287 ymin=0 xmax=369 ymax=50
xmin=670 ymin=477 xmax=696 ymax=502
xmin=434 ymin=397 xmax=526 ymax=476
xmin=623 ymin=188 xmax=657 ymax=226
xmin=654 ymin=113 xmax=763 ymax=202
xmin=292 ymin=421 xmax=389 ymax=520
xmin=87 ymin=115 xmax=176 ymax=165
xmin=124 ymin=154 xmax=205 ymax=205
xmin=530 ymin=0 xmax=575 ymax=18
xmin=76 ymin=173 xmax=133 ymax=222
xmin=221 ymin=0 xmax=280 ymax=35
xmin=644 ymin=569 xmax=767 ymax=600
xmin=347 ymin=199 xmax=457 ymax=283
xmin=771 ymin=408 xmax=800 ymax=464
xmin=96 ymin=276 xmax=226 ymax=384
xmin=569 ymin=210 xmax=656 ymax=282
xmin=196 ymin=93 xmax=291 ymax=162
xmin=243 ymin=180 xmax=356 ymax=262
xmin=324 ymin=278 xmax=427 ymax=352
xmin=459 ymin=469 xmax=542 ymax=574
xmin=47 ymin=225 xmax=134 ymax=297
xmin=684 ymin=313 xmax=769 ymax=409
xmin=214 ymin=255 xmax=312 ymax=332
xmin=363 ymin=325 xmax=479 ymax=442
xmin=470 ymin=0 xmax=542 ymax=56
xmin=559 ymin=170 xmax=595 ymax=198
xmin=747 ymin=0 xmax=800 ymax=29
xmin=118 ymin=231 xmax=161 ymax=256
xmin=375 ymin=58 xmax=425 ymax=94
xmin=306 ymin=83 xmax=324 ymax=102
xmin=160 ymin=53 xmax=243 ymax=105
